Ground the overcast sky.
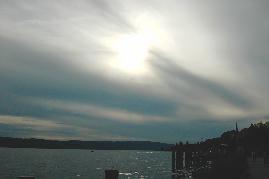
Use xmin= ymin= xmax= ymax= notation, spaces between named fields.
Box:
xmin=0 ymin=0 xmax=269 ymax=143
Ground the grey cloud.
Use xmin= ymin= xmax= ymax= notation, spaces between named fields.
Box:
xmin=188 ymin=1 xmax=269 ymax=86
xmin=0 ymin=36 xmax=176 ymax=114
xmin=149 ymin=51 xmax=254 ymax=109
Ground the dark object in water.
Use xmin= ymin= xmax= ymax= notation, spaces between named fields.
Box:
xmin=105 ymin=169 xmax=119 ymax=179
xmin=17 ymin=176 xmax=35 ymax=179
xmin=91 ymin=150 xmax=94 ymax=152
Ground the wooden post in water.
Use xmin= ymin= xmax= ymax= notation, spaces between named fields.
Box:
xmin=176 ymin=151 xmax=183 ymax=170
xmin=183 ymin=152 xmax=186 ymax=169
xmin=185 ymin=151 xmax=192 ymax=169
xmin=105 ymin=169 xmax=119 ymax=179
xmin=172 ymin=151 xmax=176 ymax=172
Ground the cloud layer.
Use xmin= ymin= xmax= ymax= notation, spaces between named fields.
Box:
xmin=1 ymin=0 xmax=269 ymax=142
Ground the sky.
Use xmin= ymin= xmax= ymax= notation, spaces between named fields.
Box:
xmin=0 ymin=0 xmax=269 ymax=143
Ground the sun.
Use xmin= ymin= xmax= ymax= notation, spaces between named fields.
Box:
xmin=113 ymin=33 xmax=151 ymax=74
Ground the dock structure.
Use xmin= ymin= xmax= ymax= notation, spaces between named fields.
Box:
xmin=172 ymin=150 xmax=185 ymax=172
xmin=172 ymin=148 xmax=205 ymax=172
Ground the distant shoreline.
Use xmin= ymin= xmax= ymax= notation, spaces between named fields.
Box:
xmin=0 ymin=136 xmax=172 ymax=151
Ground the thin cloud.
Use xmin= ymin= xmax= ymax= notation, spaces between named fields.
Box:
xmin=0 ymin=115 xmax=70 ymax=130
xmin=32 ymin=98 xmax=170 ymax=124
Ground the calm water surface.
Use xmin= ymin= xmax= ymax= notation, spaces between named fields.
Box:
xmin=0 ymin=148 xmax=172 ymax=179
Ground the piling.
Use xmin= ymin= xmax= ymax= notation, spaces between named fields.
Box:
xmin=105 ymin=169 xmax=119 ymax=179
xmin=176 ymin=151 xmax=183 ymax=170
xmin=183 ymin=151 xmax=186 ymax=169
xmin=172 ymin=151 xmax=176 ymax=172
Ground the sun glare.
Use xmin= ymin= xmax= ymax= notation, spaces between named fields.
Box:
xmin=113 ymin=34 xmax=151 ymax=74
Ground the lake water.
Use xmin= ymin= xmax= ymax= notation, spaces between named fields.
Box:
xmin=0 ymin=148 xmax=172 ymax=179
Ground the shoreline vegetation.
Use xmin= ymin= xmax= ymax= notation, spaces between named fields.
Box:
xmin=0 ymin=137 xmax=172 ymax=151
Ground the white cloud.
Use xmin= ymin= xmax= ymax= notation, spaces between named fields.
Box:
xmin=31 ymin=98 xmax=169 ymax=124
xmin=0 ymin=114 xmax=136 ymax=141
xmin=0 ymin=115 xmax=69 ymax=129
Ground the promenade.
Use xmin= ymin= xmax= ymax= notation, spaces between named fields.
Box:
xmin=248 ymin=158 xmax=269 ymax=179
